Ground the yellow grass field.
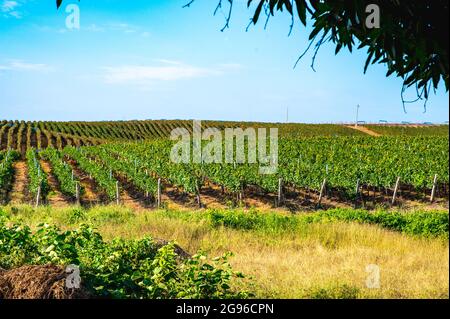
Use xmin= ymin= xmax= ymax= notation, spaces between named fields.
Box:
xmin=3 ymin=205 xmax=448 ymax=299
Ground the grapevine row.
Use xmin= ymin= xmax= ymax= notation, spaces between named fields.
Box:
xmin=81 ymin=146 xmax=159 ymax=199
xmin=63 ymin=147 xmax=118 ymax=200
xmin=40 ymin=148 xmax=83 ymax=199
xmin=99 ymin=136 xmax=448 ymax=200
xmin=26 ymin=149 xmax=50 ymax=201
xmin=0 ymin=150 xmax=19 ymax=202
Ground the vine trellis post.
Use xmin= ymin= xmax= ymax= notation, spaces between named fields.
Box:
xmin=317 ymin=178 xmax=327 ymax=206
xmin=277 ymin=178 xmax=283 ymax=207
xmin=116 ymin=181 xmax=120 ymax=205
xmin=430 ymin=174 xmax=438 ymax=203
xmin=157 ymin=178 xmax=161 ymax=209
xmin=391 ymin=177 xmax=401 ymax=205
xmin=35 ymin=184 xmax=41 ymax=208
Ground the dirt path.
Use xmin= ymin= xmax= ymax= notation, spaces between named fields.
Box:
xmin=114 ymin=174 xmax=153 ymax=210
xmin=65 ymin=159 xmax=104 ymax=206
xmin=346 ymin=125 xmax=381 ymax=136
xmin=9 ymin=161 xmax=28 ymax=205
xmin=199 ymin=186 xmax=227 ymax=209
xmin=39 ymin=160 xmax=71 ymax=207
xmin=162 ymin=185 xmax=196 ymax=211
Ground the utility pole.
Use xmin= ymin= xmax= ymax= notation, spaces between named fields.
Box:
xmin=355 ymin=104 xmax=360 ymax=127
xmin=286 ymin=107 xmax=289 ymax=123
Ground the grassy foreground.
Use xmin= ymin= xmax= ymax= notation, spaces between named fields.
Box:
xmin=1 ymin=205 xmax=448 ymax=299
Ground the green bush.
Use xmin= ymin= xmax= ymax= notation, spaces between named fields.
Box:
xmin=312 ymin=209 xmax=449 ymax=238
xmin=207 ymin=208 xmax=449 ymax=238
xmin=0 ymin=221 xmax=249 ymax=299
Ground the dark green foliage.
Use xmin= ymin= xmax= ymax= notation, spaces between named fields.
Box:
xmin=0 ymin=220 xmax=248 ymax=299
xmin=247 ymin=0 xmax=449 ymax=100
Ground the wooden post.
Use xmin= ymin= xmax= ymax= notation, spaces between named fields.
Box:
xmin=430 ymin=174 xmax=438 ymax=203
xmin=75 ymin=182 xmax=80 ymax=204
xmin=392 ymin=177 xmax=401 ymax=205
xmin=157 ymin=178 xmax=161 ymax=209
xmin=317 ymin=178 xmax=327 ymax=206
xmin=116 ymin=181 xmax=120 ymax=205
xmin=35 ymin=184 xmax=41 ymax=208
xmin=71 ymin=169 xmax=74 ymax=181
xmin=277 ymin=178 xmax=283 ymax=206
xmin=354 ymin=179 xmax=360 ymax=207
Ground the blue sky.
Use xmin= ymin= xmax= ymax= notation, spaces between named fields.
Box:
xmin=0 ymin=0 xmax=448 ymax=123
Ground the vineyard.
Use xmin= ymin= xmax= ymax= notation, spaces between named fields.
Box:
xmin=2 ymin=120 xmax=448 ymax=157
xmin=1 ymin=121 xmax=449 ymax=299
xmin=0 ymin=134 xmax=448 ymax=210
xmin=0 ymin=120 xmax=369 ymax=156
xmin=366 ymin=125 xmax=449 ymax=136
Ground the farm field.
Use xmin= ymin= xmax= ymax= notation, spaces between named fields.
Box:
xmin=365 ymin=125 xmax=449 ymax=136
xmin=0 ymin=120 xmax=449 ymax=299
xmin=1 ymin=120 xmax=449 ymax=156
xmin=1 ymin=134 xmax=448 ymax=210
xmin=0 ymin=120 xmax=367 ymax=155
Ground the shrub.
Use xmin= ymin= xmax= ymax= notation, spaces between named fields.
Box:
xmin=207 ymin=208 xmax=449 ymax=238
xmin=0 ymin=221 xmax=249 ymax=299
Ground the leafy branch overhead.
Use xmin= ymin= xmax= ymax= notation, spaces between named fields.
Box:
xmin=56 ymin=0 xmax=449 ymax=108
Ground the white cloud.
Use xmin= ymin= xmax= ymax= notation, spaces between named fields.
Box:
xmin=84 ymin=24 xmax=105 ymax=32
xmin=217 ymin=63 xmax=244 ymax=71
xmin=106 ymin=23 xmax=139 ymax=34
xmin=0 ymin=60 xmax=51 ymax=72
xmin=1 ymin=0 xmax=22 ymax=19
xmin=2 ymin=0 xmax=18 ymax=11
xmin=102 ymin=63 xmax=222 ymax=84
xmin=154 ymin=59 xmax=184 ymax=66
xmin=82 ymin=22 xmax=151 ymax=37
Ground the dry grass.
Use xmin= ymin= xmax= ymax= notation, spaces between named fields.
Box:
xmin=2 ymin=204 xmax=449 ymax=299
